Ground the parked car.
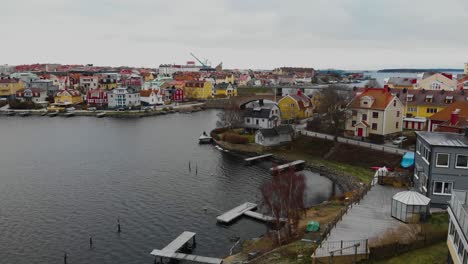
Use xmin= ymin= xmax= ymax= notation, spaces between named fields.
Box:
xmin=392 ymin=136 xmax=408 ymax=145
xmin=66 ymin=107 xmax=75 ymax=112
xmin=87 ymin=107 xmax=97 ymax=111
xmin=117 ymin=107 xmax=125 ymax=111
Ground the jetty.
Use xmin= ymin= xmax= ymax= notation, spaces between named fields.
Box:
xmin=217 ymin=202 xmax=286 ymax=224
xmin=244 ymin=153 xmax=273 ymax=164
xmin=270 ymin=160 xmax=305 ymax=174
xmin=150 ymin=231 xmax=223 ymax=264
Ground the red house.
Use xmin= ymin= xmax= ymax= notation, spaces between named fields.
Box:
xmin=168 ymin=87 xmax=184 ymax=102
xmin=87 ymin=88 xmax=108 ymax=107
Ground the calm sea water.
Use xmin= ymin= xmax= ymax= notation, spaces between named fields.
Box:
xmin=0 ymin=110 xmax=335 ymax=264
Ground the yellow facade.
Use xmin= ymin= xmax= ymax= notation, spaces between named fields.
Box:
xmin=184 ymin=82 xmax=213 ymax=99
xmin=0 ymin=80 xmax=25 ymax=97
xmin=100 ymin=83 xmax=118 ymax=90
xmin=387 ymin=83 xmax=414 ymax=90
xmin=278 ymin=96 xmax=311 ymax=120
xmin=54 ymin=91 xmax=83 ymax=105
xmin=405 ymin=104 xmax=445 ymax=118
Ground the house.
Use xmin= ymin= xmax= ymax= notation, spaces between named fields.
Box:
xmin=415 ymin=73 xmax=457 ymax=91
xmin=238 ymin=74 xmax=251 ymax=86
xmin=86 ymin=88 xmax=108 ymax=107
xmin=166 ymin=87 xmax=184 ymax=102
xmin=465 ymin=62 xmax=468 ymax=75
xmin=121 ymin=74 xmax=143 ymax=91
xmin=213 ymin=83 xmax=237 ymax=97
xmin=140 ymin=89 xmax=163 ymax=106
xmin=15 ymin=88 xmax=48 ymax=103
xmin=243 ymin=100 xmax=281 ymax=130
xmin=99 ymin=74 xmax=118 ymax=90
xmin=447 ymin=190 xmax=468 ymax=264
xmin=457 ymin=76 xmax=468 ymax=90
xmin=0 ymin=77 xmax=26 ymax=99
xmin=184 ymin=80 xmax=213 ymax=99
xmin=30 ymin=79 xmax=58 ymax=97
xmin=255 ymin=125 xmax=294 ymax=147
xmin=386 ymin=77 xmax=417 ymax=90
xmin=413 ymin=130 xmax=468 ymax=206
xmin=346 ymin=87 xmax=403 ymax=138
xmin=54 ymin=89 xmax=83 ymax=104
xmin=107 ymin=87 xmax=140 ymax=109
xmin=79 ymin=76 xmax=99 ymax=91
xmin=427 ymin=101 xmax=468 ymax=132
xmin=278 ymin=90 xmax=313 ymax=121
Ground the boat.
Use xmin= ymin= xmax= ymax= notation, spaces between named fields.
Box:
xmin=41 ymin=112 xmax=48 ymax=116
xmin=6 ymin=111 xmax=16 ymax=116
xmin=199 ymin=132 xmax=213 ymax=144
xmin=96 ymin=112 xmax=106 ymax=118
xmin=48 ymin=111 xmax=58 ymax=117
xmin=64 ymin=112 xmax=75 ymax=117
xmin=19 ymin=112 xmax=30 ymax=117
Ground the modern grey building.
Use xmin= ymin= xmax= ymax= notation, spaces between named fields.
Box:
xmin=30 ymin=79 xmax=58 ymax=96
xmin=414 ymin=130 xmax=468 ymax=207
xmin=447 ymin=190 xmax=468 ymax=264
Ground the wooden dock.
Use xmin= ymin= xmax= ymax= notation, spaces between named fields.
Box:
xmin=150 ymin=231 xmax=223 ymax=264
xmin=270 ymin=160 xmax=305 ymax=173
xmin=244 ymin=210 xmax=286 ymax=222
xmin=216 ymin=202 xmax=258 ymax=224
xmin=244 ymin=153 xmax=273 ymax=164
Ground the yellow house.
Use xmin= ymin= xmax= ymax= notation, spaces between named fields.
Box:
xmin=278 ymin=91 xmax=313 ymax=120
xmin=184 ymin=81 xmax=213 ymax=99
xmin=54 ymin=89 xmax=83 ymax=104
xmin=0 ymin=77 xmax=25 ymax=98
xmin=213 ymin=83 xmax=238 ymax=97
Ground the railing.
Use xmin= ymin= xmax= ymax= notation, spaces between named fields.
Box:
xmin=450 ymin=191 xmax=468 ymax=240
xmin=314 ymin=239 xmax=368 ymax=257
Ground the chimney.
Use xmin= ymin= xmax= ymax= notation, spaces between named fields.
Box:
xmin=451 ymin=109 xmax=460 ymax=126
xmin=297 ymin=89 xmax=302 ymax=96
xmin=384 ymin=85 xmax=389 ymax=92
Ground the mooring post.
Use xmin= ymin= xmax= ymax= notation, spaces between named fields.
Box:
xmin=196 ymin=164 xmax=198 ymax=175
xmin=64 ymin=252 xmax=67 ymax=264
xmin=89 ymin=235 xmax=93 ymax=249
xmin=117 ymin=218 xmax=121 ymax=233
xmin=189 ymin=161 xmax=191 ymax=172
xmin=193 ymin=235 xmax=197 ymax=248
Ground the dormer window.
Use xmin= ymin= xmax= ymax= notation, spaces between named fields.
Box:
xmin=431 ymin=82 xmax=441 ymax=90
xmin=445 ymin=96 xmax=453 ymax=104
xmin=407 ymin=94 xmax=414 ymax=102
xmin=425 ymin=95 xmax=433 ymax=103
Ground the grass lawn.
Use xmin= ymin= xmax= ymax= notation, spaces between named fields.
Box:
xmin=375 ymin=241 xmax=447 ymax=264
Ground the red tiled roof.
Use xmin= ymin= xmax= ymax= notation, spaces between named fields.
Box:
xmin=428 ymin=101 xmax=468 ymax=121
xmin=349 ymin=88 xmax=395 ymax=110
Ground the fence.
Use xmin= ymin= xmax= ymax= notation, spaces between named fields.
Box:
xmin=298 ymin=130 xmax=407 ymax=155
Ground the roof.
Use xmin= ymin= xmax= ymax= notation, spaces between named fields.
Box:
xmin=416 ymin=131 xmax=468 ymax=147
xmin=387 ymin=77 xmax=417 ymax=87
xmin=0 ymin=78 xmax=20 ymax=84
xmin=139 ymin=90 xmax=155 ymax=97
xmin=287 ymin=93 xmax=312 ymax=110
xmin=349 ymin=87 xmax=395 ymax=110
xmin=392 ymin=191 xmax=430 ymax=206
xmin=258 ymin=125 xmax=294 ymax=138
xmin=56 ymin=89 xmax=81 ymax=96
xmin=244 ymin=108 xmax=271 ymax=119
xmin=394 ymin=89 xmax=467 ymax=108
xmin=428 ymin=101 xmax=468 ymax=121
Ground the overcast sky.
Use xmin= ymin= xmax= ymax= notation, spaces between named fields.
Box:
xmin=1 ymin=0 xmax=468 ymax=70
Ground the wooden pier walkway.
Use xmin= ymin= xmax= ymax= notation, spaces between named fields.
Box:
xmin=216 ymin=202 xmax=285 ymax=224
xmin=244 ymin=210 xmax=286 ymax=222
xmin=150 ymin=231 xmax=223 ymax=264
xmin=270 ymin=160 xmax=305 ymax=173
xmin=244 ymin=153 xmax=273 ymax=164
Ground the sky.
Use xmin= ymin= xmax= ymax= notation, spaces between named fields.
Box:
xmin=1 ymin=0 xmax=468 ymax=70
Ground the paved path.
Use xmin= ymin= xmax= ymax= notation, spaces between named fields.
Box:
xmin=297 ymin=128 xmax=407 ymax=155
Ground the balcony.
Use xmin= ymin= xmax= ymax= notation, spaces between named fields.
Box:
xmin=450 ymin=190 xmax=468 ymax=239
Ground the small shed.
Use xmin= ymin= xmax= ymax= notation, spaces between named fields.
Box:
xmin=391 ymin=191 xmax=430 ymax=223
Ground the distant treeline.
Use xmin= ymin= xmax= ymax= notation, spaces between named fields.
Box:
xmin=378 ymin=68 xmax=463 ymax=73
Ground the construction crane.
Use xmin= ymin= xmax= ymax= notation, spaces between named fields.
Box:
xmin=190 ymin=53 xmax=209 ymax=67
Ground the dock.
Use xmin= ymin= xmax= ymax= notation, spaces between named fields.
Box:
xmin=244 ymin=153 xmax=273 ymax=164
xmin=270 ymin=160 xmax=305 ymax=173
xmin=216 ymin=202 xmax=286 ymax=224
xmin=244 ymin=210 xmax=286 ymax=222
xmin=150 ymin=231 xmax=223 ymax=264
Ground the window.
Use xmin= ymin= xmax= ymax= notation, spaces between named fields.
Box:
xmin=420 ymin=172 xmax=428 ymax=192
xmin=432 ymin=181 xmax=452 ymax=195
xmin=408 ymin=106 xmax=417 ymax=112
xmin=445 ymin=96 xmax=453 ymax=104
xmin=449 ymin=221 xmax=455 ymax=237
xmin=407 ymin=95 xmax=414 ymax=102
xmin=372 ymin=123 xmax=377 ymax=130
xmin=372 ymin=112 xmax=378 ymax=118
xmin=426 ymin=108 xmax=438 ymax=114
xmin=459 ymin=239 xmax=464 ymax=258
xmin=425 ymin=95 xmax=434 ymax=103
xmin=396 ymin=111 xmax=400 ymax=117
xmin=436 ymin=153 xmax=449 ymax=167
xmin=290 ymin=103 xmax=295 ymax=107
xmin=246 ymin=118 xmax=250 ymax=123
xmin=422 ymin=146 xmax=431 ymax=164
xmin=351 ymin=121 xmax=356 ymax=127
xmin=362 ymin=114 xmax=367 ymax=121
xmin=396 ymin=122 xmax=399 ymax=129
xmin=256 ymin=119 xmax=259 ymax=125
xmin=363 ymin=101 xmax=368 ymax=105
xmin=431 ymin=82 xmax=441 ymax=90
xmin=416 ymin=140 xmax=421 ymax=154
xmin=352 ymin=110 xmax=357 ymax=116
xmin=393 ymin=100 xmax=396 ymax=107
xmin=456 ymin=155 xmax=468 ymax=168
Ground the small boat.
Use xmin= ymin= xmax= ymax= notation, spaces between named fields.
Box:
xmin=41 ymin=112 xmax=48 ymax=116
xmin=48 ymin=111 xmax=58 ymax=117
xmin=96 ymin=112 xmax=106 ymax=118
xmin=6 ymin=111 xmax=16 ymax=116
xmin=64 ymin=112 xmax=75 ymax=117
xmin=199 ymin=132 xmax=213 ymax=144
xmin=19 ymin=112 xmax=30 ymax=117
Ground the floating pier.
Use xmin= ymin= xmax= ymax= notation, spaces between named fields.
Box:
xmin=150 ymin=231 xmax=223 ymax=264
xmin=270 ymin=160 xmax=305 ymax=174
xmin=216 ymin=202 xmax=286 ymax=224
xmin=244 ymin=154 xmax=273 ymax=164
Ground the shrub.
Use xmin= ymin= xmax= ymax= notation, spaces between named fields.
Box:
xmin=224 ymin=133 xmax=249 ymax=144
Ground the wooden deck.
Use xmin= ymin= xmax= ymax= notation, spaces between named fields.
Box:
xmin=244 ymin=210 xmax=286 ymax=222
xmin=216 ymin=202 xmax=258 ymax=224
xmin=162 ymin=231 xmax=195 ymax=253
xmin=244 ymin=154 xmax=273 ymax=163
xmin=270 ymin=160 xmax=305 ymax=172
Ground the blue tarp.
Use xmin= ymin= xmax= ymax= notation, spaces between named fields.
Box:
xmin=401 ymin=152 xmax=415 ymax=168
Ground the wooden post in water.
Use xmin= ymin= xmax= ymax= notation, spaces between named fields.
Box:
xmin=189 ymin=161 xmax=191 ymax=172
xmin=117 ymin=218 xmax=121 ymax=233
xmin=89 ymin=235 xmax=93 ymax=249
xmin=64 ymin=252 xmax=67 ymax=264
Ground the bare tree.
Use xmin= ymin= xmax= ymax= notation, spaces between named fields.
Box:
xmin=261 ymin=167 xmax=306 ymax=244
xmin=314 ymin=85 xmax=352 ymax=138
xmin=216 ymin=100 xmax=244 ymax=128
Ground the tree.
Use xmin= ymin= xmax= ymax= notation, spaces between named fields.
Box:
xmin=260 ymin=167 xmax=306 ymax=244
xmin=216 ymin=100 xmax=244 ymax=128
xmin=314 ymin=85 xmax=351 ymax=137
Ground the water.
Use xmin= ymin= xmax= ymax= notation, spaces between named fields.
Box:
xmin=0 ymin=110 xmax=336 ymax=264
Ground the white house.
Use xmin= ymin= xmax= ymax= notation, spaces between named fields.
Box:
xmin=15 ymin=88 xmax=48 ymax=103
xmin=140 ymin=89 xmax=163 ymax=106
xmin=107 ymin=87 xmax=141 ymax=109
xmin=79 ymin=76 xmax=99 ymax=91
xmin=243 ymin=100 xmax=281 ymax=130
xmin=255 ymin=125 xmax=294 ymax=147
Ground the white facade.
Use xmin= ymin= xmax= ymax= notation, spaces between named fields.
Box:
xmin=243 ymin=102 xmax=281 ymax=129
xmin=158 ymin=64 xmax=202 ymax=76
xmin=80 ymin=76 xmax=99 ymax=91
xmin=140 ymin=90 xmax=164 ymax=106
xmin=108 ymin=87 xmax=141 ymax=109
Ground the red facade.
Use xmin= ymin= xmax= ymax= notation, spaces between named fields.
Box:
xmin=87 ymin=89 xmax=108 ymax=106
xmin=172 ymin=88 xmax=184 ymax=102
